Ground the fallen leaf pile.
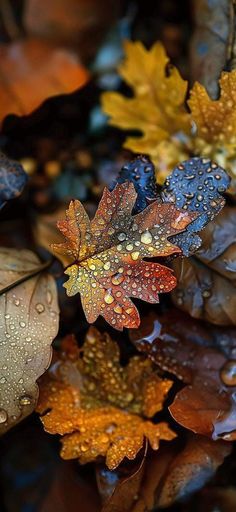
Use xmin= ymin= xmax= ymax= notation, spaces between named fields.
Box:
xmin=0 ymin=248 xmax=59 ymax=432
xmin=130 ymin=309 xmax=236 ymax=441
xmin=51 ymin=155 xmax=229 ymax=329
xmin=99 ymin=434 xmax=231 ymax=511
xmin=102 ymin=40 xmax=236 ymax=189
xmin=37 ymin=327 xmax=175 ymax=469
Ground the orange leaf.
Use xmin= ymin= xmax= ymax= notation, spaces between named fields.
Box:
xmin=37 ymin=327 xmax=174 ymax=469
xmin=52 ymin=182 xmax=197 ymax=329
xmin=0 ymin=38 xmax=89 ymax=122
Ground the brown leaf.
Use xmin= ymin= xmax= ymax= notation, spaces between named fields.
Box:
xmin=130 ymin=310 xmax=236 ymax=440
xmin=190 ymin=0 xmax=231 ymax=99
xmin=0 ymin=248 xmax=59 ymax=432
xmin=172 ymin=206 xmax=236 ymax=325
xmin=0 ymin=38 xmax=89 ymax=122
xmin=37 ymin=327 xmax=175 ymax=469
xmin=99 ymin=435 xmax=231 ymax=511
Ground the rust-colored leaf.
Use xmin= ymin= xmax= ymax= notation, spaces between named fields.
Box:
xmin=172 ymin=206 xmax=236 ymax=325
xmin=52 ymin=181 xmax=197 ymax=330
xmin=37 ymin=327 xmax=175 ymax=470
xmin=101 ymin=41 xmax=190 ymax=181
xmin=130 ymin=310 xmax=236 ymax=440
xmin=0 ymin=38 xmax=89 ymax=122
xmin=0 ymin=248 xmax=59 ymax=433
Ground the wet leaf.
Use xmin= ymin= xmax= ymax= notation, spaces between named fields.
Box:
xmin=0 ymin=248 xmax=59 ymax=433
xmin=52 ymin=181 xmax=197 ymax=330
xmin=0 ymin=38 xmax=89 ymax=122
xmin=99 ymin=435 xmax=231 ymax=511
xmin=0 ymin=152 xmax=28 ymax=209
xmin=130 ymin=310 xmax=236 ymax=440
xmin=111 ymin=155 xmax=158 ymax=214
xmin=37 ymin=327 xmax=175 ymax=470
xmin=101 ymin=41 xmax=190 ymax=182
xmin=172 ymin=206 xmax=236 ymax=325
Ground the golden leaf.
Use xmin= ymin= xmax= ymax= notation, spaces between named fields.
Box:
xmin=101 ymin=41 xmax=190 ymax=179
xmin=37 ymin=327 xmax=175 ymax=469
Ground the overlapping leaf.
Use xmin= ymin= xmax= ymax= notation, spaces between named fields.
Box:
xmin=100 ymin=435 xmax=231 ymax=511
xmin=37 ymin=327 xmax=174 ymax=469
xmin=130 ymin=310 xmax=236 ymax=440
xmin=52 ymin=181 xmax=197 ymax=329
xmin=101 ymin=39 xmax=236 ymax=187
xmin=0 ymin=248 xmax=59 ymax=433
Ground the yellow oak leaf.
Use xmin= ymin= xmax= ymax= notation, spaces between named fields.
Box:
xmin=37 ymin=327 xmax=175 ymax=469
xmin=189 ymin=71 xmax=236 ymax=184
xmin=101 ymin=41 xmax=190 ymax=180
xmin=52 ymin=182 xmax=197 ymax=330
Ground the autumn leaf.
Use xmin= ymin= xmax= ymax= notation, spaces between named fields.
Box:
xmin=130 ymin=310 xmax=236 ymax=440
xmin=37 ymin=327 xmax=175 ymax=469
xmin=0 ymin=248 xmax=59 ymax=433
xmin=0 ymin=38 xmax=88 ymax=123
xmin=101 ymin=40 xmax=190 ymax=181
xmin=100 ymin=435 xmax=231 ymax=511
xmin=0 ymin=152 xmax=28 ymax=209
xmin=115 ymin=155 xmax=229 ymax=255
xmin=172 ymin=206 xmax=236 ymax=325
xmin=52 ymin=181 xmax=198 ymax=330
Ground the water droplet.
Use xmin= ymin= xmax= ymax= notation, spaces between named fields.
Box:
xmin=35 ymin=303 xmax=45 ymax=314
xmin=220 ymin=360 xmax=236 ymax=386
xmin=0 ymin=409 xmax=7 ymax=423
xmin=103 ymin=262 xmax=111 ymax=271
xmin=46 ymin=290 xmax=52 ymax=304
xmin=19 ymin=395 xmax=32 ymax=406
xmin=117 ymin=232 xmax=126 ymax=241
xmin=20 ymin=322 xmax=26 ymax=328
xmin=14 ymin=299 xmax=20 ymax=306
xmin=0 ymin=377 xmax=6 ymax=384
xmin=141 ymin=231 xmax=152 ymax=245
xmin=111 ymin=274 xmax=124 ymax=286
xmin=131 ymin=251 xmax=140 ymax=261
xmin=104 ymin=292 xmax=114 ymax=304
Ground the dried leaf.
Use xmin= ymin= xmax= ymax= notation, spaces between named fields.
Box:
xmin=101 ymin=41 xmax=190 ymax=180
xmin=172 ymin=206 xmax=236 ymax=325
xmin=130 ymin=310 xmax=236 ymax=440
xmin=0 ymin=248 xmax=59 ymax=432
xmin=52 ymin=181 xmax=197 ymax=330
xmin=37 ymin=327 xmax=175 ymax=469
xmin=99 ymin=435 xmax=231 ymax=511
xmin=0 ymin=38 xmax=89 ymax=122
xmin=0 ymin=152 xmax=28 ymax=209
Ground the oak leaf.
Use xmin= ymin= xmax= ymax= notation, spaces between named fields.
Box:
xmin=101 ymin=41 xmax=190 ymax=181
xmin=37 ymin=327 xmax=175 ymax=469
xmin=52 ymin=181 xmax=198 ymax=330
xmin=0 ymin=248 xmax=59 ymax=433
xmin=130 ymin=310 xmax=236 ymax=440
